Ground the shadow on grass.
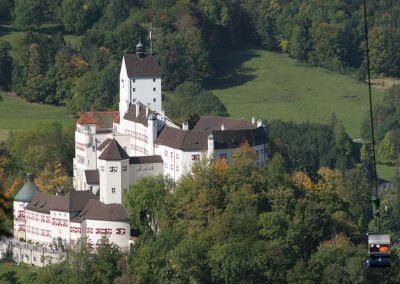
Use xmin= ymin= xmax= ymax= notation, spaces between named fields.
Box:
xmin=205 ymin=50 xmax=260 ymax=90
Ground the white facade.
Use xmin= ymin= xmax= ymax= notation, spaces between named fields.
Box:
xmin=119 ymin=56 xmax=162 ymax=116
xmin=99 ymin=159 xmax=130 ymax=204
xmin=85 ymin=219 xmax=130 ymax=251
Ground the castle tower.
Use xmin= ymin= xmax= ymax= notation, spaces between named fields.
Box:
xmin=98 ymin=140 xmax=130 ymax=204
xmin=13 ymin=173 xmax=40 ymax=241
xmin=119 ymin=40 xmax=162 ymax=123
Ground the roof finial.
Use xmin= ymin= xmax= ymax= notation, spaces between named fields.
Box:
xmin=27 ymin=173 xmax=33 ymax=182
xmin=136 ymin=37 xmax=144 ymax=59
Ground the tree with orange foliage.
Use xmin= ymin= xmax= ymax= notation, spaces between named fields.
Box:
xmin=232 ymin=142 xmax=256 ymax=167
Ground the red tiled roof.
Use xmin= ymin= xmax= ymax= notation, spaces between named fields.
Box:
xmin=77 ymin=112 xmax=120 ymax=127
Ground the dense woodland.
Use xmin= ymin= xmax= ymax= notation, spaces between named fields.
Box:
xmin=1 ymin=0 xmax=400 ymax=282
xmin=0 ymin=0 xmax=400 ymax=113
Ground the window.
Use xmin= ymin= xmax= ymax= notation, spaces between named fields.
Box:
xmin=191 ymin=155 xmax=200 ymax=160
xmin=100 ymin=166 xmax=105 ymax=172
xmin=176 ymin=166 xmax=179 ymax=172
xmin=110 ymin=166 xmax=118 ymax=172
xmin=220 ymin=153 xmax=227 ymax=159
xmin=170 ymin=152 xmax=173 ymax=158
xmin=112 ymin=188 xmax=116 ymax=194
xmin=132 ymin=79 xmax=135 ymax=82
xmin=122 ymin=165 xmax=128 ymax=172
xmin=133 ymin=88 xmax=136 ymax=92
xmin=124 ymin=188 xmax=127 ymax=193
xmin=170 ymin=164 xmax=173 ymax=170
xmin=176 ymin=153 xmax=179 ymax=159
xmin=153 ymin=98 xmax=156 ymax=102
xmin=165 ymin=163 xmax=168 ymax=169
xmin=165 ymin=150 xmax=168 ymax=156
xmin=153 ymin=78 xmax=156 ymax=82
xmin=153 ymin=87 xmax=156 ymax=91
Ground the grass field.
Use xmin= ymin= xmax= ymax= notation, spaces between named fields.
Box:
xmin=0 ymin=94 xmax=74 ymax=141
xmin=0 ymin=24 xmax=82 ymax=59
xmin=208 ymin=50 xmax=384 ymax=138
xmin=0 ymin=262 xmax=40 ymax=283
xmin=377 ymin=164 xmax=398 ymax=182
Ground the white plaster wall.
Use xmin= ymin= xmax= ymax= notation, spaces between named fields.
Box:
xmin=84 ymin=219 xmax=130 ymax=250
xmin=129 ymin=162 xmax=164 ymax=185
xmin=50 ymin=210 xmax=70 ymax=245
xmin=99 ymin=159 xmax=129 ymax=204
xmin=130 ymin=77 xmax=162 ymax=114
xmin=25 ymin=210 xmax=52 ymax=245
xmin=13 ymin=201 xmax=27 ymax=241
xmin=69 ymin=222 xmax=82 ymax=245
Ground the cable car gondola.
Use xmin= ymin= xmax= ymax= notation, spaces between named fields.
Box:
xmin=365 ymin=234 xmax=391 ymax=268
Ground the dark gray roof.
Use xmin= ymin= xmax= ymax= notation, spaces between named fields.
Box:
xmin=123 ymin=54 xmax=160 ymax=78
xmin=155 ymin=125 xmax=268 ymax=150
xmin=193 ymin=116 xmax=257 ymax=131
xmin=123 ymin=104 xmax=156 ymax=126
xmin=79 ymin=199 xmax=129 ymax=222
xmin=25 ymin=191 xmax=97 ymax=214
xmin=212 ymin=127 xmax=268 ymax=149
xmin=84 ymin=170 xmax=99 ymax=185
xmin=97 ymin=138 xmax=112 ymax=151
xmin=155 ymin=126 xmax=208 ymax=150
xmin=98 ymin=139 xmax=129 ymax=161
xmin=129 ymin=155 xmax=163 ymax=164
xmin=14 ymin=174 xmax=40 ymax=202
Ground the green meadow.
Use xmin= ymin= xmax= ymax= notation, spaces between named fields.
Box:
xmin=208 ymin=50 xmax=384 ymax=139
xmin=0 ymin=94 xmax=73 ymax=141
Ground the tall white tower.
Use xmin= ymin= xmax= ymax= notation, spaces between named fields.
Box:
xmin=119 ymin=40 xmax=162 ymax=119
xmin=98 ymin=139 xmax=130 ymax=204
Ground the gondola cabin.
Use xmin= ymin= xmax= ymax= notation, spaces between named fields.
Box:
xmin=366 ymin=234 xmax=391 ymax=268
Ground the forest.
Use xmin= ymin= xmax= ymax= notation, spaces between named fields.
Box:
xmin=0 ymin=0 xmax=400 ymax=113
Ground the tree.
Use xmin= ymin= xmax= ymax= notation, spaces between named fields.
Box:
xmin=14 ymin=0 xmax=42 ymax=28
xmin=123 ymin=175 xmax=172 ymax=233
xmin=6 ymin=121 xmax=74 ymax=176
xmin=164 ymin=81 xmax=228 ymax=126
xmin=0 ymin=40 xmax=11 ymax=91
xmin=60 ymin=0 xmax=100 ymax=34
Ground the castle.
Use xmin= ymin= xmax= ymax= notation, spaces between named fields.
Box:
xmin=10 ymin=42 xmax=269 ymax=258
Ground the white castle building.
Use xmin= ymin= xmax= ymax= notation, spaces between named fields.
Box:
xmin=12 ymin=174 xmax=130 ymax=252
xmin=73 ymin=42 xmax=269 ymax=199
xmin=11 ymin=42 xmax=268 ymax=260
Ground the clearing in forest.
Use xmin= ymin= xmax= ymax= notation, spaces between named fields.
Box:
xmin=208 ymin=50 xmax=384 ymax=138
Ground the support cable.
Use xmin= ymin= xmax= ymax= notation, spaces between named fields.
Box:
xmin=363 ymin=0 xmax=380 ymax=232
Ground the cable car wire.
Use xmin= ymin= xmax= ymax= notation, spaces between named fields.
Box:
xmin=362 ymin=0 xmax=380 ymax=232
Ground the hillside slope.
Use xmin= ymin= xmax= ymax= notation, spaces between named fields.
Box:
xmin=208 ymin=50 xmax=384 ymax=138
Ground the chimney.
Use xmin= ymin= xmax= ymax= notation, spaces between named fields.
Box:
xmin=182 ymin=122 xmax=189 ymax=130
xmin=207 ymin=134 xmax=214 ymax=159
xmin=135 ymin=102 xmax=140 ymax=117
xmin=146 ymin=103 xmax=150 ymax=117
xmin=252 ymin=117 xmax=256 ymax=124
xmin=257 ymin=119 xmax=263 ymax=127
xmin=221 ymin=124 xmax=225 ymax=131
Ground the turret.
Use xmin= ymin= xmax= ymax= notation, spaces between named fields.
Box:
xmin=136 ymin=39 xmax=144 ymax=59
xmin=98 ymin=140 xmax=129 ymax=204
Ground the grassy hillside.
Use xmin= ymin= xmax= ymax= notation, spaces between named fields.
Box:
xmin=208 ymin=50 xmax=384 ymax=138
xmin=0 ymin=24 xmax=82 ymax=59
xmin=0 ymin=94 xmax=74 ymax=141
xmin=0 ymin=262 xmax=39 ymax=283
